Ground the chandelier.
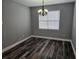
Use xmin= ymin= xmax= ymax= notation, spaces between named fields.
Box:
xmin=38 ymin=0 xmax=48 ymax=16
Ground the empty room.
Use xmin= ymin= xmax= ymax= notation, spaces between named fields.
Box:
xmin=2 ymin=0 xmax=76 ymax=59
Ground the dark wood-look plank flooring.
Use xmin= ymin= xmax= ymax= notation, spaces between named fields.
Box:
xmin=2 ymin=37 xmax=75 ymax=59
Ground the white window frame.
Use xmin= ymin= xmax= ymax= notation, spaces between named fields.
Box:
xmin=39 ymin=10 xmax=60 ymax=30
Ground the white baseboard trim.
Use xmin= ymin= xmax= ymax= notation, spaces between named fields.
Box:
xmin=31 ymin=35 xmax=71 ymax=42
xmin=2 ymin=35 xmax=32 ymax=53
xmin=2 ymin=35 xmax=76 ymax=57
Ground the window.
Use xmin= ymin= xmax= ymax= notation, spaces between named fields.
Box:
xmin=39 ymin=10 xmax=60 ymax=30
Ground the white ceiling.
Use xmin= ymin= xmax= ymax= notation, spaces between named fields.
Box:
xmin=11 ymin=0 xmax=75 ymax=7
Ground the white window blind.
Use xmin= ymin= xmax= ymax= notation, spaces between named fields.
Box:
xmin=39 ymin=10 xmax=60 ymax=30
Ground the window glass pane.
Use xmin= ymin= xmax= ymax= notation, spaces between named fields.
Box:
xmin=48 ymin=10 xmax=60 ymax=21
xmin=39 ymin=15 xmax=47 ymax=22
xmin=39 ymin=22 xmax=48 ymax=29
xmin=48 ymin=21 xmax=59 ymax=30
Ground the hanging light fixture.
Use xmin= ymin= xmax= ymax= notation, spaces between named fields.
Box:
xmin=38 ymin=0 xmax=48 ymax=16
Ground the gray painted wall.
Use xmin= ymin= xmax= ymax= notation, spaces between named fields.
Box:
xmin=72 ymin=3 xmax=76 ymax=50
xmin=31 ymin=3 xmax=74 ymax=39
xmin=2 ymin=0 xmax=31 ymax=48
